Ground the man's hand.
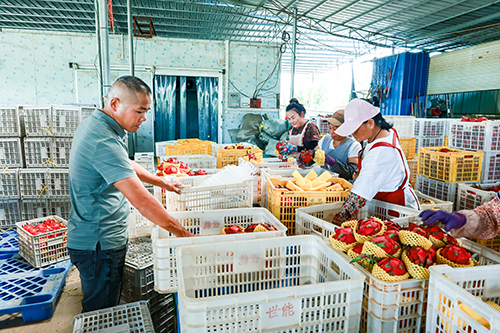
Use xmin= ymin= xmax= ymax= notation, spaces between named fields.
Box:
xmin=177 ymin=228 xmax=196 ymax=237
xmin=160 ymin=179 xmax=183 ymax=195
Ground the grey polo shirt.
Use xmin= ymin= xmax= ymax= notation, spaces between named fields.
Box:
xmin=68 ymin=109 xmax=136 ymax=250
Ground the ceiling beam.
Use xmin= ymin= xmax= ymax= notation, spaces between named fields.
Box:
xmin=340 ymin=0 xmax=400 ymax=25
xmin=319 ymin=0 xmax=364 ymax=21
xmin=302 ymin=0 xmax=330 ymax=16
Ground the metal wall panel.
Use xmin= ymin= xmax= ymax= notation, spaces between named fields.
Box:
xmin=428 ymin=39 xmax=500 ymax=95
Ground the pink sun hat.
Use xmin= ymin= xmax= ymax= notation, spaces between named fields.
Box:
xmin=334 ymin=99 xmax=380 ymax=136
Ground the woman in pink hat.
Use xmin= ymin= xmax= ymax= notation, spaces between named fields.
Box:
xmin=332 ymin=98 xmax=420 ymax=223
xmin=276 ymin=98 xmax=320 ymax=156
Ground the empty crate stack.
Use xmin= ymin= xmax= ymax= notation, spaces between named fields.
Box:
xmin=384 ymin=115 xmax=416 ymax=160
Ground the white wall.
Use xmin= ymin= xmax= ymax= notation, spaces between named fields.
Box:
xmin=0 ymin=29 xmax=280 ymax=148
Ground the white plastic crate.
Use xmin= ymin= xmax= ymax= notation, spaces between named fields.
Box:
xmin=260 ymin=168 xmax=320 ymax=209
xmin=158 ymin=154 xmax=217 ymax=170
xmin=49 ymin=169 xmax=69 ymax=197
xmin=238 ymin=156 xmax=296 ymax=173
xmin=128 ymin=206 xmax=153 ymax=239
xmin=427 ymin=263 xmax=500 ymax=333
xmin=51 ymin=105 xmax=80 ymax=137
xmin=295 ymin=207 xmax=500 ymax=333
xmin=21 ymin=198 xmax=50 ymax=220
xmin=482 ymin=151 xmax=500 ymax=182
xmin=295 ymin=199 xmax=420 ymax=241
xmin=23 ymin=105 xmax=52 ymax=137
xmin=416 ymin=174 xmax=458 ymax=204
xmin=72 ymin=301 xmax=154 ymax=333
xmin=415 ymin=190 xmax=453 ymax=212
xmin=456 ymin=182 xmax=499 ymax=211
xmin=0 ymin=168 xmax=20 ymax=198
xmin=51 ymin=137 xmax=72 ymax=167
xmin=311 ymin=116 xmax=330 ymax=134
xmin=154 ymin=177 xmax=253 ymax=212
xmin=24 ymin=137 xmax=52 ymax=168
xmin=49 ymin=198 xmax=71 ymax=220
xmin=176 ymin=235 xmax=364 ymax=333
xmin=79 ymin=105 xmax=95 ymax=122
xmin=135 ymin=152 xmax=155 ymax=174
xmin=414 ymin=118 xmax=449 ymax=137
xmin=384 ymin=115 xmax=415 ymax=137
xmin=449 ymin=119 xmax=500 ymax=151
xmin=152 ymin=207 xmax=287 ymax=293
xmin=0 ymin=138 xmax=23 ymax=167
xmin=415 ymin=136 xmax=445 ymax=154
xmin=0 ymin=199 xmax=21 ymax=228
xmin=16 ymin=215 xmax=69 ymax=268
xmin=0 ymin=105 xmax=22 ymax=136
xmin=155 ymin=141 xmax=175 ymax=156
xmin=20 ymin=169 xmax=50 ymax=199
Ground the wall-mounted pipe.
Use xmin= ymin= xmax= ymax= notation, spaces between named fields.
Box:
xmin=127 ymin=0 xmax=134 ymax=76
xmin=98 ymin=0 xmax=111 ymax=98
xmin=290 ymin=7 xmax=297 ymax=99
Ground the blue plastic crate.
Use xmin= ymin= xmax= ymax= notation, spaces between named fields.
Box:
xmin=0 ymin=257 xmax=72 ymax=322
xmin=0 ymin=228 xmax=19 ymax=254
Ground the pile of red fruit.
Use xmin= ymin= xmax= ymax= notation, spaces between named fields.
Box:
xmin=472 ymin=184 xmax=500 ymax=192
xmin=22 ymin=218 xmax=66 ymax=236
xmin=222 ymin=223 xmax=277 ymax=234
xmin=156 ymin=157 xmax=208 ymax=177
xmin=224 ymin=144 xmax=251 ymax=150
xmin=461 ymin=115 xmax=488 ymax=122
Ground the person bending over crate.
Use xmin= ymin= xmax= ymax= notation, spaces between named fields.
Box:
xmin=68 ymin=76 xmax=194 ymax=313
xmin=420 ymin=192 xmax=500 ymax=239
xmin=276 ymin=98 xmax=321 ymax=156
xmin=296 ymin=109 xmax=361 ymax=180
xmin=331 ymin=98 xmax=420 ymax=224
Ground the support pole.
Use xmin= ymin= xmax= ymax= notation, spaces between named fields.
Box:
xmin=290 ymin=7 xmax=297 ymax=99
xmin=94 ymin=0 xmax=103 ymax=108
xmin=98 ymin=0 xmax=111 ymax=99
xmin=127 ymin=0 xmax=134 ymax=76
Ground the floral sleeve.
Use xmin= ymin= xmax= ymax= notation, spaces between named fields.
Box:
xmin=332 ymin=192 xmax=367 ymax=226
xmin=451 ymin=197 xmax=500 ymax=239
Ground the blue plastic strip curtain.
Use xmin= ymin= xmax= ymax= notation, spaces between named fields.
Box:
xmin=154 ymin=75 xmax=177 ymax=142
xmin=179 ymin=76 xmax=187 ymax=138
xmin=196 ymin=77 xmax=219 ymax=141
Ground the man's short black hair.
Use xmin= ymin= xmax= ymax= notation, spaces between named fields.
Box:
xmin=115 ymin=76 xmax=151 ymax=95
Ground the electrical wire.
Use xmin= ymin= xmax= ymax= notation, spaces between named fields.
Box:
xmin=229 ymin=79 xmax=251 ymax=98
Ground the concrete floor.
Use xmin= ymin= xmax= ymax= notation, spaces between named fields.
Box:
xmin=0 ymin=266 xmax=83 ymax=333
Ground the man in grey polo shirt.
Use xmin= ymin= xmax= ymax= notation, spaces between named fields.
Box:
xmin=68 ymin=76 xmax=194 ymax=312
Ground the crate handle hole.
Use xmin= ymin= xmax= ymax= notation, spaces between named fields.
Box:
xmin=21 ymin=294 xmax=52 ymax=305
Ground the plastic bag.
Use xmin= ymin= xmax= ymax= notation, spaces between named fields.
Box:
xmin=260 ymin=119 xmax=289 ymax=139
xmin=264 ymin=139 xmax=280 ymax=157
xmin=235 ymin=114 xmax=267 ymax=142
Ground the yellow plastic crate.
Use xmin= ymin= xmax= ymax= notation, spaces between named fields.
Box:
xmin=444 ymin=135 xmax=449 ymax=146
xmin=417 ymin=146 xmax=483 ymax=182
xmin=164 ymin=141 xmax=212 ymax=156
xmin=267 ymin=177 xmax=352 ymax=235
xmin=471 ymin=237 xmax=500 ymax=252
xmin=399 ymin=137 xmax=416 ymax=160
xmin=216 ymin=147 xmax=263 ymax=168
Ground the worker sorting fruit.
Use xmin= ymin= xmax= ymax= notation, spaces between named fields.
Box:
xmin=275 ymin=98 xmax=320 ymax=156
xmin=296 ymin=109 xmax=361 ymax=180
xmin=420 ymin=191 xmax=500 ymax=239
xmin=332 ymin=98 xmax=420 ymax=224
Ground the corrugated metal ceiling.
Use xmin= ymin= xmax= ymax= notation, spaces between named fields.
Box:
xmin=1 ymin=0 xmax=500 ymax=73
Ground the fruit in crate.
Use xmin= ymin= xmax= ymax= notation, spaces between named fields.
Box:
xmin=383 ymin=228 xmax=399 ymax=242
xmin=22 ymin=217 xmax=66 ymax=236
xmin=360 ymin=234 xmax=401 ymax=260
xmin=402 ymin=246 xmax=434 ymax=279
xmin=422 ymin=224 xmax=447 ymax=247
xmin=244 ymin=223 xmax=271 ymax=233
xmin=329 ymin=227 xmax=357 ymax=252
xmin=194 ymin=170 xmax=208 ymax=176
xmin=372 ymin=257 xmax=409 ymax=282
xmin=437 ymin=147 xmax=459 ymax=153
xmin=399 ymin=223 xmax=433 ymax=249
xmin=286 ymin=169 xmax=347 ymax=192
xmin=243 ymin=152 xmax=264 ymax=163
xmin=222 ymin=225 xmax=245 ymax=234
xmin=354 ymin=217 xmax=385 ymax=243
xmin=437 ymin=244 xmax=475 ymax=267
xmin=261 ymin=223 xmax=277 ymax=231
xmin=419 ymin=199 xmax=435 ymax=205
xmin=384 ymin=220 xmax=400 ymax=230
xmin=347 ymin=243 xmax=364 ymax=260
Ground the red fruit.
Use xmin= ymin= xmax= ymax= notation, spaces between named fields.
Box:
xmin=406 ymin=247 xmax=434 ymax=268
xmin=299 ymin=149 xmax=314 ymax=164
xmin=405 ymin=223 xmax=428 ymax=238
xmin=445 ymin=234 xmax=458 ymax=245
xmin=165 ymin=166 xmax=178 ymax=175
xmin=352 ymin=243 xmax=364 ymax=254
xmin=262 ymin=224 xmax=277 ymax=231
xmin=179 ymin=162 xmax=189 ymax=170
xmin=423 ymin=224 xmax=446 ymax=241
xmin=194 ymin=170 xmax=208 ymax=176
xmin=440 ymin=244 xmax=471 ymax=265
xmin=428 ymin=244 xmax=437 ymax=260
xmin=246 ymin=153 xmax=257 ymax=161
xmin=383 ymin=228 xmax=399 ymax=242
xmin=223 ymin=225 xmax=244 ymax=234
xmin=369 ymin=235 xmax=399 ymax=256
xmin=236 ymin=144 xmax=244 ymax=149
xmin=276 ymin=141 xmax=286 ymax=150
xmin=357 ymin=218 xmax=383 ymax=236
xmin=384 ymin=220 xmax=400 ymax=230
xmin=377 ymin=257 xmax=407 ymax=276
xmin=244 ymin=224 xmax=260 ymax=233
xmin=332 ymin=227 xmax=356 ymax=244
xmin=187 ymin=171 xmax=195 ymax=176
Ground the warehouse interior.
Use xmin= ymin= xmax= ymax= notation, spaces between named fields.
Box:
xmin=1 ymin=0 xmax=500 ymax=332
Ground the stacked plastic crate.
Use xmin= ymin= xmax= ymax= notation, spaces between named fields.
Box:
xmin=0 ymin=106 xmax=23 ymax=227
xmin=384 ymin=116 xmax=416 ymax=160
xmin=20 ymin=105 xmax=82 ymax=221
xmin=450 ymin=120 xmax=500 ymax=212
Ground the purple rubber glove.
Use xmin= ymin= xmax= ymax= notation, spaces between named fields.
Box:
xmin=419 ymin=209 xmax=467 ymax=232
xmin=324 ymin=155 xmax=336 ymax=167
xmin=296 ymin=154 xmax=307 ymax=168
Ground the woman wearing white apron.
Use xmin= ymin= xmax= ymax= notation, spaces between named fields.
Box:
xmin=332 ymin=98 xmax=420 ymax=224
xmin=297 ymin=109 xmax=361 ymax=180
xmin=276 ymin=99 xmax=320 ymax=156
